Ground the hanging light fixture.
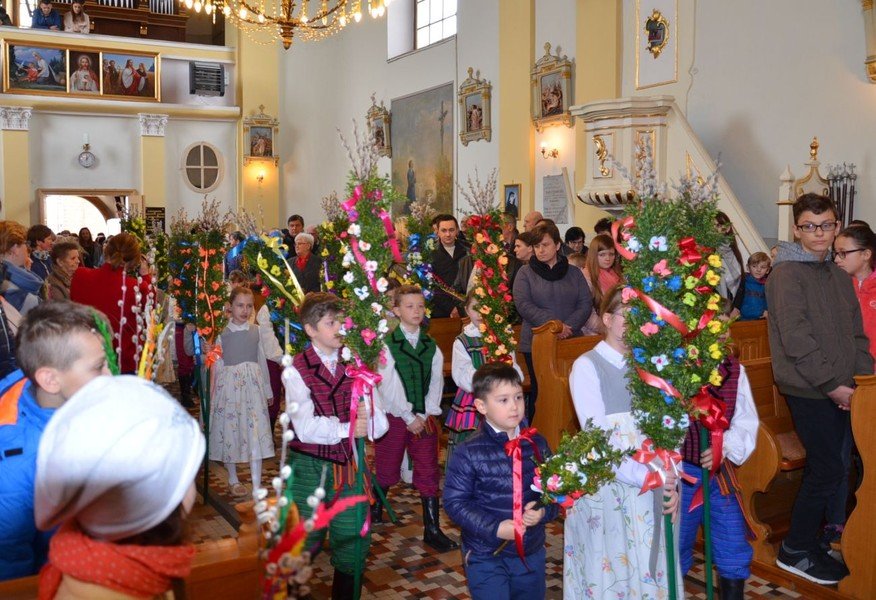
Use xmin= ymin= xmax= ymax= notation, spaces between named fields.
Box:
xmin=187 ymin=0 xmax=387 ymax=50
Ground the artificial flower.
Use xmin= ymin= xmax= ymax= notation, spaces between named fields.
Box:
xmin=343 ymin=271 xmax=355 ymax=284
xmin=354 ymin=286 xmax=370 ymax=300
xmin=358 ymin=240 xmax=372 ymax=251
xmin=633 ymin=348 xmax=647 ymax=363
xmin=707 ymin=294 xmax=721 ymax=311
xmin=347 ymin=224 xmax=361 ymax=236
xmin=707 ymin=320 xmax=723 ymax=334
xmin=648 ymin=236 xmax=668 ymax=251
xmin=708 ymin=343 xmax=723 ymax=360
xmin=364 ymin=260 xmax=378 ymax=273
xmin=673 ymin=348 xmax=686 ymax=362
xmin=341 ymin=347 xmax=352 ymax=361
xmin=666 ymin=275 xmax=683 ymax=292
xmin=685 ymin=275 xmax=699 ymax=289
xmin=679 ymin=414 xmax=690 ymax=429
xmin=707 ymin=254 xmax=722 ymax=268
xmin=626 ymin=236 xmax=642 ymax=253
xmin=622 ymin=287 xmax=637 ymax=303
xmin=682 ymin=292 xmax=697 ymax=306
xmin=642 ymin=276 xmax=658 ymax=293
xmin=652 ymin=259 xmax=671 ymax=277
xmin=662 ymin=415 xmax=676 ymax=428
xmin=651 ymin=354 xmax=669 ymax=371
xmin=362 ymin=329 xmax=377 ymax=346
xmin=376 ymin=277 xmax=389 ymax=293
xmin=709 ymin=370 xmax=723 ymax=386
xmin=640 ymin=322 xmax=660 ymax=336
xmin=705 ymin=269 xmax=721 ymax=286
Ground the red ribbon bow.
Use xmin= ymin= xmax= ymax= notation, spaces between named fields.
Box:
xmin=503 ymin=427 xmax=543 ymax=563
xmin=677 ymin=237 xmax=703 ymax=266
xmin=632 ymin=439 xmax=696 ymax=494
xmin=611 ymin=216 xmax=638 ymax=260
xmin=204 ymin=345 xmax=223 ymax=368
xmin=687 ymin=386 xmax=731 ymax=511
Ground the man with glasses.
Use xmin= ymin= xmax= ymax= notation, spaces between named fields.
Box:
xmin=562 ymin=226 xmax=587 ymax=258
xmin=767 ymin=193 xmax=873 ymax=585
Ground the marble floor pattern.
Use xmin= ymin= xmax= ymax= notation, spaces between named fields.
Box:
xmin=174 ymin=382 xmax=802 ymax=599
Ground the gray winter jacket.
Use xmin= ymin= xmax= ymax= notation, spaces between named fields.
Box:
xmin=765 ymin=241 xmax=873 ymax=399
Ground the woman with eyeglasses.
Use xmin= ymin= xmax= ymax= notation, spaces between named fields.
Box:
xmin=834 ymin=225 xmax=876 ymax=364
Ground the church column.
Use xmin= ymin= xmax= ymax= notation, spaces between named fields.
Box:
xmin=139 ymin=113 xmax=168 ymax=214
xmin=232 ymin=29 xmax=281 ymax=229
xmin=0 ymin=107 xmax=32 ymax=224
xmin=574 ymin=0 xmax=622 ymax=229
xmin=498 ymin=0 xmax=535 ymax=222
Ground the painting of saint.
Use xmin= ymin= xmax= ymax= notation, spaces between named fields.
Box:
xmin=7 ymin=45 xmax=66 ymax=93
xmin=249 ymin=126 xmax=273 ymax=157
xmin=391 ymin=83 xmax=454 ymax=216
xmin=540 ymin=73 xmax=563 ymax=117
xmin=102 ymin=53 xmax=158 ymax=100
xmin=68 ymin=52 xmax=100 ymax=95
xmin=465 ymin=93 xmax=483 ymax=132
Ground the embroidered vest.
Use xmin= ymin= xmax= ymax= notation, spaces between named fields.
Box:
xmin=387 ymin=326 xmax=437 ymax=414
xmin=288 ymin=346 xmax=353 ymax=464
xmin=458 ymin=332 xmax=485 ymax=370
xmin=681 ymin=356 xmax=739 ymax=466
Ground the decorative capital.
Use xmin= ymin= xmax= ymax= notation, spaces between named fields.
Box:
xmin=138 ymin=113 xmax=169 ymax=137
xmin=0 ymin=106 xmax=32 ymax=131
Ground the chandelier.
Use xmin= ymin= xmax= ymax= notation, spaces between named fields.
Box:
xmin=181 ymin=0 xmax=388 ymax=49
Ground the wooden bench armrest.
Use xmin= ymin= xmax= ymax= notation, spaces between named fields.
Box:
xmin=736 ymin=422 xmax=782 ymax=562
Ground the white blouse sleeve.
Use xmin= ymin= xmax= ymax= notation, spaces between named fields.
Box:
xmin=376 ymin=346 xmax=415 ymax=424
xmin=256 ymin=304 xmax=283 ymax=363
xmin=451 ymin=339 xmax=476 ymax=393
xmin=569 ymin=354 xmax=649 ymax=489
xmin=423 ymin=346 xmax=444 ymax=417
xmin=284 ymin=366 xmax=348 ymax=444
xmin=723 ymin=364 xmax=759 ymax=466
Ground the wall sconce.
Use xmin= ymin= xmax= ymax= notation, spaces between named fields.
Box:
xmin=256 ymin=170 xmax=265 ymax=184
xmin=540 ymin=142 xmax=559 ymax=159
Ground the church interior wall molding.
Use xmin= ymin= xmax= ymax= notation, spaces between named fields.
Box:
xmin=0 ymin=106 xmax=32 ymax=130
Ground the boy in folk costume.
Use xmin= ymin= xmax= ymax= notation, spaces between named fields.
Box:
xmin=678 ymin=352 xmax=759 ymax=600
xmin=284 ymin=292 xmax=389 ymax=599
xmin=373 ymin=285 xmax=459 ymax=552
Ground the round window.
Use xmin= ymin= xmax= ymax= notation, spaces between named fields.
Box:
xmin=182 ymin=143 xmax=223 ymax=193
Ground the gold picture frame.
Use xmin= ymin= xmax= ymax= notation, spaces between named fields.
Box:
xmin=530 ymin=42 xmax=573 ymax=132
xmin=645 ymin=9 xmax=670 ymax=58
xmin=366 ymin=94 xmax=392 ymax=158
xmin=4 ymin=41 xmax=69 ymax=97
xmin=2 ymin=41 xmax=160 ymax=101
xmin=458 ymin=67 xmax=492 ymax=146
xmin=243 ymin=105 xmax=279 ymax=166
xmin=100 ymin=50 xmax=160 ymax=102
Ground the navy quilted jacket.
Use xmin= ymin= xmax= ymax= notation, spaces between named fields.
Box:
xmin=444 ymin=422 xmax=558 ymax=558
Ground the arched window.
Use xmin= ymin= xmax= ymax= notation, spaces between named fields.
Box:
xmin=182 ymin=142 xmax=223 ymax=193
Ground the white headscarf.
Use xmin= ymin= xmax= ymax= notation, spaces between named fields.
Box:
xmin=35 ymin=375 xmax=205 ymax=541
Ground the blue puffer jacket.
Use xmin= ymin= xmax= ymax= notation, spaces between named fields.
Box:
xmin=444 ymin=421 xmax=558 ymax=558
xmin=0 ymin=370 xmax=55 ymax=581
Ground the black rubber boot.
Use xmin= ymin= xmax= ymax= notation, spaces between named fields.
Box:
xmin=719 ymin=577 xmax=745 ymax=600
xmin=331 ymin=569 xmax=359 ymax=600
xmin=178 ymin=374 xmax=195 ymax=408
xmin=422 ymin=496 xmax=459 ymax=552
xmin=370 ymin=484 xmax=385 ymax=524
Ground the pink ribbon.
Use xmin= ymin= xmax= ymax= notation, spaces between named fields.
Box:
xmin=344 ymin=361 xmax=382 ymax=464
xmin=349 ymin=238 xmax=378 ymax=292
xmin=377 ymin=209 xmax=404 ymax=263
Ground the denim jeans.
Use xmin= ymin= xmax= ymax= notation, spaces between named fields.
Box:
xmin=465 ymin=546 xmax=546 ymax=600
xmin=783 ymin=395 xmax=851 ymax=551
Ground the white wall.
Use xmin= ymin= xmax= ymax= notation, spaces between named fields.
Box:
xmin=624 ymin=0 xmax=876 ymax=241
xmin=279 ymin=0 xmax=501 ymax=228
xmin=164 ymin=118 xmax=238 ymax=218
xmin=534 ymin=0 xmax=577 ymax=226
xmin=25 ymin=112 xmax=237 ymax=226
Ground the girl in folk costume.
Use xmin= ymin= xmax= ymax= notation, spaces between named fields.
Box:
xmin=373 ymin=285 xmax=458 ymax=552
xmin=565 ymin=285 xmax=683 ymax=599
xmin=285 ymin=292 xmax=388 ymax=599
xmin=678 ymin=346 xmax=758 ymax=600
xmin=445 ymin=290 xmax=523 ymax=462
xmin=209 ymin=286 xmax=274 ymax=497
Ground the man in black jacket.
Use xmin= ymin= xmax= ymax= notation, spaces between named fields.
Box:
xmin=429 ymin=215 xmax=467 ymax=318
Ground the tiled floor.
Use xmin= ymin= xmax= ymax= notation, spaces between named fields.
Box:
xmin=174 ymin=382 xmax=804 ymax=599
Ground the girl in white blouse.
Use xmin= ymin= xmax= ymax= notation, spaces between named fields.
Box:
xmin=565 ymin=284 xmax=683 ymax=599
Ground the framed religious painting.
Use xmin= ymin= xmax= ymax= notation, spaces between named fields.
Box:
xmin=101 ymin=51 xmax=160 ymax=101
xmin=531 ymin=42 xmax=573 ymax=131
xmin=458 ymin=67 xmax=492 ymax=146
xmin=3 ymin=41 xmax=68 ymax=96
xmin=243 ymin=105 xmax=279 ymax=166
xmin=503 ymin=183 xmax=521 ymax=218
xmin=68 ymin=48 xmax=101 ymax=97
xmin=635 ymin=0 xmax=678 ymax=90
xmin=367 ymin=94 xmax=392 ymax=158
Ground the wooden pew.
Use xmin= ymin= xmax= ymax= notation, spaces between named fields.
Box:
xmin=840 ymin=374 xmax=876 ymax=599
xmin=529 ymin=320 xmax=601 ymax=449
xmin=0 ymin=539 xmax=260 ymax=600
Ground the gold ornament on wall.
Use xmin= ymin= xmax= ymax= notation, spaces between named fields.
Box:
xmin=530 ymin=42 xmax=573 ymax=132
xmin=645 ymin=8 xmax=670 ymax=58
xmin=594 ymin=134 xmax=611 ymax=177
xmin=366 ymin=94 xmax=392 ymax=158
xmin=243 ymin=105 xmax=279 ymax=166
xmin=458 ymin=67 xmax=492 ymax=146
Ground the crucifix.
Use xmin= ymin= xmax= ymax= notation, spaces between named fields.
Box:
xmin=438 ymin=100 xmax=448 ymax=159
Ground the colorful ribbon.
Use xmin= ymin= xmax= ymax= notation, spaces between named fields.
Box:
xmin=503 ymin=427 xmax=543 ymax=563
xmin=632 ymin=438 xmax=696 ymax=495
xmin=204 ymin=345 xmax=223 ymax=369
xmin=677 ymin=237 xmax=703 ymax=266
xmin=344 ymin=361 xmax=382 ymax=465
xmin=687 ymin=386 xmax=731 ymax=511
xmin=611 ymin=216 xmax=638 ymax=260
